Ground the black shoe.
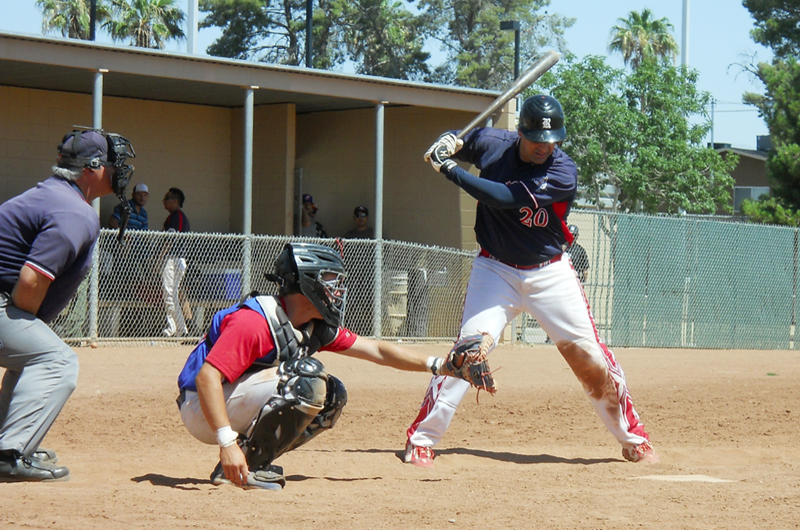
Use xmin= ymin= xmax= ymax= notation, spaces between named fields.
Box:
xmin=0 ymin=452 xmax=70 ymax=482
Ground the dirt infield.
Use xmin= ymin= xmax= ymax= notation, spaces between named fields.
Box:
xmin=1 ymin=343 xmax=799 ymax=529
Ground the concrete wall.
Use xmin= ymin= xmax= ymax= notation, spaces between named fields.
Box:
xmin=296 ymin=105 xmax=484 ymax=249
xmin=230 ymin=103 xmax=296 ymax=235
xmin=1 ymin=85 xmax=515 ymax=250
xmin=0 ymin=85 xmax=232 ymax=233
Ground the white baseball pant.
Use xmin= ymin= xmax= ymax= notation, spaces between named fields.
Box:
xmin=406 ymin=254 xmax=650 ymax=451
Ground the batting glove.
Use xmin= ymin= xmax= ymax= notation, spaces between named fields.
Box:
xmin=423 ymin=133 xmax=464 ymax=163
xmin=428 ymin=146 xmax=458 ymax=174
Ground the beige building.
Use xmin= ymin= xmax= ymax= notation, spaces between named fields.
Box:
xmin=0 ymin=31 xmax=517 ymax=250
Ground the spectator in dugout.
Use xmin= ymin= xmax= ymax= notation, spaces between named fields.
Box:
xmin=109 ymin=182 xmax=149 ymax=230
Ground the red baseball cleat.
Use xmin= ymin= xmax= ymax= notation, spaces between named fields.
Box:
xmin=404 ymin=442 xmax=435 ymax=468
xmin=622 ymin=441 xmax=660 ymax=463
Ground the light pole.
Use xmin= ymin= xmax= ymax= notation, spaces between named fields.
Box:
xmin=90 ymin=0 xmax=97 ymax=41
xmin=500 ymin=20 xmax=520 ymax=79
xmin=306 ymin=0 xmax=313 ymax=68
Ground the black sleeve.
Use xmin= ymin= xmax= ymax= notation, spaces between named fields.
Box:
xmin=442 ymin=164 xmax=517 ymax=208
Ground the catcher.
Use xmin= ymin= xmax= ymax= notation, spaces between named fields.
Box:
xmin=176 ymin=242 xmax=494 ymax=490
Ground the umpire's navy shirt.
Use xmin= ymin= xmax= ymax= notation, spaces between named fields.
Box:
xmin=0 ymin=177 xmax=99 ymax=322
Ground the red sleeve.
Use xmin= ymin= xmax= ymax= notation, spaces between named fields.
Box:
xmin=321 ymin=327 xmax=358 ymax=352
xmin=204 ymin=308 xmax=276 ymax=383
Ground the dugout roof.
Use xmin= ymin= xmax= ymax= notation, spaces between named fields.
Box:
xmin=0 ymin=30 xmax=499 ymax=113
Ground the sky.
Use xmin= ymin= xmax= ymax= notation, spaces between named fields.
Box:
xmin=0 ymin=0 xmax=773 ymax=150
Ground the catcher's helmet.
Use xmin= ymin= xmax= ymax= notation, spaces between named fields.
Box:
xmin=271 ymin=243 xmax=347 ymax=327
xmin=518 ymin=95 xmax=566 ymax=143
xmin=568 ymin=224 xmax=579 ymax=238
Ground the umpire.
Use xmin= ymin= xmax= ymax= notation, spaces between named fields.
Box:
xmin=0 ymin=128 xmax=135 ymax=482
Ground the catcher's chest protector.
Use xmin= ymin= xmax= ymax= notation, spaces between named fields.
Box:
xmin=250 ymin=296 xmax=306 ymax=367
xmin=177 ymin=295 xmax=307 ymax=391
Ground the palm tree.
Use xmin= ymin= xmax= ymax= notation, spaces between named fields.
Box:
xmin=104 ymin=0 xmax=185 ymax=49
xmin=608 ymin=9 xmax=678 ymax=69
xmin=36 ymin=0 xmax=110 ymax=40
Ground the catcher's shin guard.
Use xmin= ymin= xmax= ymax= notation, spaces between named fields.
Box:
xmin=285 ymin=375 xmax=348 ymax=453
xmin=244 ymin=358 xmax=328 ymax=471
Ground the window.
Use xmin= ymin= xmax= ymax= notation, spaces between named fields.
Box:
xmin=734 ymin=186 xmax=770 ymax=212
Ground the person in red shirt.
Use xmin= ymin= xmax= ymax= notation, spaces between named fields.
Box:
xmin=160 ymin=187 xmax=190 ymax=337
xmin=177 ymin=242 xmax=459 ymax=489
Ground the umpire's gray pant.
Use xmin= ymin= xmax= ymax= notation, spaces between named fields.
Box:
xmin=0 ymin=292 xmax=78 ymax=456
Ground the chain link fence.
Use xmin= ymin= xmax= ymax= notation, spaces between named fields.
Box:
xmin=513 ymin=210 xmax=798 ymax=350
xmin=51 ymin=231 xmax=475 ymax=346
xmin=51 ymin=211 xmax=798 ymax=349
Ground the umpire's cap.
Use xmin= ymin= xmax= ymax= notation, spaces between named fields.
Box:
xmin=518 ymin=95 xmax=566 ymax=143
xmin=57 ymin=130 xmax=110 ymax=169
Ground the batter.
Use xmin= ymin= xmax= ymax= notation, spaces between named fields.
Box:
xmin=405 ymin=94 xmax=657 ymax=467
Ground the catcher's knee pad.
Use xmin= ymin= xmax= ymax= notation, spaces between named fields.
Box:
xmin=244 ymin=357 xmax=328 ymax=470
xmin=286 ymin=375 xmax=348 ymax=452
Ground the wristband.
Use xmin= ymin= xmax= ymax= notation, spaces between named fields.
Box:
xmin=216 ymin=426 xmax=238 ymax=448
xmin=426 ymin=356 xmax=444 ymax=376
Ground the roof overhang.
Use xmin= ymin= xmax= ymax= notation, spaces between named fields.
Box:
xmin=717 ymin=147 xmax=768 ymax=162
xmin=0 ymin=31 xmax=500 ymax=113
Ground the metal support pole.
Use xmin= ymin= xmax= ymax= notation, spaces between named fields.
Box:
xmin=710 ymin=98 xmax=716 ymax=147
xmin=681 ymin=0 xmax=690 ymax=67
xmin=242 ymin=87 xmax=256 ymax=296
xmin=372 ymin=102 xmax=386 ymax=338
xmin=91 ymin=71 xmax=105 ymax=215
xmin=243 ymin=88 xmax=254 ymax=236
xmin=88 ymin=69 xmax=105 ymax=343
xmin=187 ymin=0 xmax=199 ymax=54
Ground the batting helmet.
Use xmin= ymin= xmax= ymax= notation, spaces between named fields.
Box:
xmin=518 ymin=95 xmax=566 ymax=143
xmin=270 ymin=243 xmax=347 ymax=327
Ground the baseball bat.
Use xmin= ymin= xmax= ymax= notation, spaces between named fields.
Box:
xmin=457 ymin=50 xmax=560 ymax=139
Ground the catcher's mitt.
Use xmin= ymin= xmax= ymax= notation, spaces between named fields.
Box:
xmin=445 ymin=333 xmax=496 ymax=397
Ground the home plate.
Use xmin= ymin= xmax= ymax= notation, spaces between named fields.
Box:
xmin=633 ymin=475 xmax=735 ymax=483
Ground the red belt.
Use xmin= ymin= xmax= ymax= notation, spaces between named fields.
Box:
xmin=478 ymin=249 xmax=562 ymax=270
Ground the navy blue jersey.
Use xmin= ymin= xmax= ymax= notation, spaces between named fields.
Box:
xmin=451 ymin=128 xmax=577 ymax=266
xmin=0 ymin=177 xmax=99 ymax=322
xmin=163 ymin=209 xmax=190 ymax=257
